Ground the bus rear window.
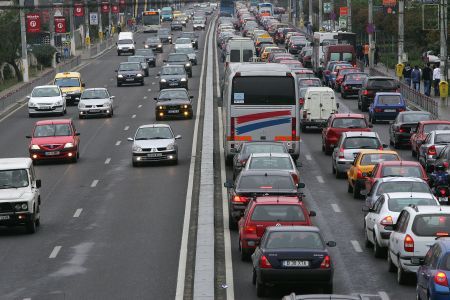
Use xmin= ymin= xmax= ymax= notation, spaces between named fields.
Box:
xmin=232 ymin=76 xmax=296 ymax=105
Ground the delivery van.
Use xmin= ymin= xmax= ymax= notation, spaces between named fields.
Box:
xmin=300 ymin=87 xmax=339 ymax=130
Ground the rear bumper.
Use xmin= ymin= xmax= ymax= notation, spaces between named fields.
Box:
xmin=372 ymin=112 xmax=398 ymax=120
xmin=301 ymin=119 xmax=327 ymax=127
xmin=258 ymin=268 xmax=333 ymax=285
xmin=336 ymin=159 xmax=353 ymax=173
xmin=30 ymin=148 xmax=77 ymax=160
xmin=0 ymin=212 xmax=33 ymax=226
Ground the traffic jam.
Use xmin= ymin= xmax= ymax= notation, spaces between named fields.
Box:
xmin=220 ymin=1 xmax=450 ymax=299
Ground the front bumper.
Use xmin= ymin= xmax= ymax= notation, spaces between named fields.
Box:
xmin=0 ymin=211 xmax=33 ymax=226
xmin=117 ymin=76 xmax=144 ymax=85
xmin=79 ymin=107 xmax=112 ymax=117
xmin=258 ymin=268 xmax=333 ymax=285
xmin=156 ymin=108 xmax=193 ymax=119
xmin=28 ymin=105 xmax=64 ymax=115
xmin=132 ymin=150 xmax=177 ymax=162
xmin=30 ymin=148 xmax=77 ymax=160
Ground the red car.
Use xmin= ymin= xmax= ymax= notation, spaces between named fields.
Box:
xmin=334 ymin=68 xmax=359 ymax=91
xmin=237 ymin=196 xmax=315 ymax=260
xmin=321 ymin=114 xmax=372 ymax=155
xmin=410 ymin=120 xmax=450 ymax=158
xmin=278 ymin=59 xmax=303 ymax=69
xmin=27 ymin=119 xmax=80 ymax=163
xmin=364 ymin=160 xmax=428 ymax=192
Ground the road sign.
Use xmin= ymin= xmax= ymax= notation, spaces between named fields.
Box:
xmin=339 ymin=16 xmax=347 ymax=29
xmin=74 ymin=3 xmax=84 ymax=17
xmin=323 ymin=2 xmax=332 ymax=14
xmin=54 ymin=16 xmax=66 ymax=33
xmin=119 ymin=0 xmax=125 ymax=6
xmin=26 ymin=13 xmax=41 ymax=33
xmin=101 ymin=2 xmax=110 ymax=13
xmin=90 ymin=12 xmax=98 ymax=25
xmin=339 ymin=6 xmax=348 ymax=16
xmin=111 ymin=4 xmax=119 ymax=13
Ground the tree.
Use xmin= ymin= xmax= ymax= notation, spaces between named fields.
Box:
xmin=0 ymin=10 xmax=22 ymax=82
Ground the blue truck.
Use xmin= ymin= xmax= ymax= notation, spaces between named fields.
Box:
xmin=220 ymin=0 xmax=234 ymax=17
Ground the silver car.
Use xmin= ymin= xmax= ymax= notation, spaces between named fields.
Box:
xmin=418 ymin=130 xmax=450 ymax=172
xmin=27 ymin=85 xmax=67 ymax=117
xmin=77 ymin=88 xmax=114 ymax=118
xmin=331 ymin=131 xmax=386 ymax=178
xmin=128 ymin=124 xmax=181 ymax=166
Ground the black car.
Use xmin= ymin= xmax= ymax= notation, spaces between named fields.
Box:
xmin=135 ymin=48 xmax=156 ymax=67
xmin=171 ymin=20 xmax=183 ymax=31
xmin=127 ymin=55 xmax=149 ymax=77
xmin=389 ymin=111 xmax=433 ymax=148
xmin=154 ymin=88 xmax=193 ymax=120
xmin=164 ymin=53 xmax=192 ymax=77
xmin=224 ymin=170 xmax=301 ymax=229
xmin=116 ymin=62 xmax=144 ymax=87
xmin=340 ymin=72 xmax=368 ymax=99
xmin=144 ymin=37 xmax=163 ymax=53
xmin=232 ymin=141 xmax=289 ymax=179
xmin=158 ymin=65 xmax=188 ymax=90
xmin=157 ymin=28 xmax=172 ymax=44
xmin=252 ymin=226 xmax=336 ymax=297
xmin=282 ymin=293 xmax=378 ymax=300
xmin=358 ymin=76 xmax=399 ymax=112
xmin=181 ymin=31 xmax=199 ymax=49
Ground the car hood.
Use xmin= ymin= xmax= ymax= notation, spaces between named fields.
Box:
xmin=118 ymin=70 xmax=141 ymax=75
xmin=31 ymin=136 xmax=74 ymax=145
xmin=156 ymin=99 xmax=190 ymax=106
xmin=134 ymin=139 xmax=174 ymax=148
xmin=79 ymin=98 xmax=110 ymax=106
xmin=160 ymin=74 xmax=186 ymax=80
xmin=29 ymin=96 xmax=62 ymax=103
xmin=0 ymin=188 xmax=30 ymax=201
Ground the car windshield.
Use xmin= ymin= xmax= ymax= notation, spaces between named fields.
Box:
xmin=424 ymin=124 xmax=450 ymax=133
xmin=81 ymin=90 xmax=108 ymax=99
xmin=181 ymin=32 xmax=195 ymax=38
xmin=435 ymin=133 xmax=450 ymax=143
xmin=168 ymin=54 xmax=188 ymax=62
xmin=238 ymin=175 xmax=295 ymax=190
xmin=54 ymin=78 xmax=80 ymax=87
xmin=265 ymin=231 xmax=324 ymax=249
xmin=243 ymin=144 xmax=286 ymax=155
xmin=135 ymin=49 xmax=155 ymax=57
xmin=251 ymin=205 xmax=305 ymax=222
xmin=249 ymin=157 xmax=292 ymax=170
xmin=158 ymin=90 xmax=188 ymax=100
xmin=388 ymin=198 xmax=437 ymax=212
xmin=401 ymin=113 xmax=432 ymax=123
xmin=382 ymin=166 xmax=423 ymax=178
xmin=360 ymin=153 xmax=399 ymax=165
xmin=34 ymin=124 xmax=72 ymax=137
xmin=377 ymin=182 xmax=430 ymax=195
xmin=378 ymin=95 xmax=402 ymax=105
xmin=0 ymin=169 xmax=29 ymax=189
xmin=346 ymin=73 xmax=367 ymax=81
xmin=31 ymin=87 xmax=60 ymax=97
xmin=161 ymin=66 xmax=185 ymax=75
xmin=146 ymin=38 xmax=159 ymax=43
xmin=135 ymin=127 xmax=173 ymax=140
xmin=412 ymin=214 xmax=450 ymax=237
xmin=128 ymin=56 xmax=145 ymax=63
xmin=176 ymin=48 xmax=195 ymax=55
xmin=332 ymin=118 xmax=367 ymax=128
xmin=118 ymin=39 xmax=133 ymax=44
xmin=343 ymin=137 xmax=381 ymax=149
xmin=158 ymin=28 xmax=170 ymax=34
xmin=368 ymin=79 xmax=397 ymax=89
xmin=298 ymin=79 xmax=321 ymax=87
xmin=176 ymin=38 xmax=191 ymax=44
xmin=119 ymin=63 xmax=140 ymax=71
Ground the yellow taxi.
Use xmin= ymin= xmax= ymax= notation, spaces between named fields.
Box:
xmin=347 ymin=150 xmax=400 ymax=199
xmin=53 ymin=72 xmax=85 ymax=105
xmin=260 ymin=46 xmax=279 ymax=61
xmin=173 ymin=11 xmax=183 ymax=18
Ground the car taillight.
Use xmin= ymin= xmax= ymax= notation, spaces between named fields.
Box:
xmin=260 ymin=255 xmax=272 ymax=268
xmin=292 ymin=117 xmax=297 ymax=140
xmin=363 ymin=90 xmax=369 ymax=95
xmin=428 ymin=145 xmax=437 ymax=156
xmin=344 ymin=85 xmax=349 ymax=90
xmin=338 ymin=148 xmax=344 ymax=159
xmin=380 ymin=216 xmax=393 ymax=225
xmin=320 ymin=255 xmax=331 ymax=268
xmin=434 ymin=272 xmax=449 ymax=287
xmin=233 ymin=195 xmax=247 ymax=203
xmin=444 ymin=162 xmax=449 ymax=168
xmin=441 ymin=189 xmax=447 ymax=196
xmin=303 ymin=110 xmax=307 ymax=119
xmin=374 ymin=108 xmax=382 ymax=113
xmin=291 ymin=173 xmax=299 ymax=184
xmin=398 ymin=108 xmax=406 ymax=112
xmin=404 ymin=234 xmax=414 ymax=252
xmin=299 ymin=98 xmax=305 ymax=106
xmin=244 ymin=225 xmax=257 ymax=234
xmin=398 ymin=127 xmax=405 ymax=133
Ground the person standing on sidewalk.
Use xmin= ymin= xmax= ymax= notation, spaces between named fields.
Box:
xmin=433 ymin=64 xmax=441 ymax=96
xmin=403 ymin=63 xmax=412 ymax=87
xmin=422 ymin=63 xmax=433 ymax=96
xmin=363 ymin=43 xmax=369 ymax=67
xmin=374 ymin=46 xmax=380 ymax=65
xmin=411 ymin=66 xmax=421 ymax=91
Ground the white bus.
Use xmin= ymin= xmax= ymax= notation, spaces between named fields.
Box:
xmin=142 ymin=10 xmax=161 ymax=33
xmin=312 ymin=32 xmax=338 ymax=74
xmin=222 ymin=63 xmax=300 ymax=163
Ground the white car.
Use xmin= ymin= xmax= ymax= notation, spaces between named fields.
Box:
xmin=174 ymin=38 xmax=194 ymax=50
xmin=128 ymin=124 xmax=181 ymax=166
xmin=27 ymin=85 xmax=67 ymax=117
xmin=386 ymin=205 xmax=450 ymax=284
xmin=193 ymin=20 xmax=205 ymax=30
xmin=78 ymin=88 xmax=115 ymax=119
xmin=422 ymin=50 xmax=440 ymax=64
xmin=364 ymin=192 xmax=439 ymax=258
xmin=243 ymin=153 xmax=299 ymax=184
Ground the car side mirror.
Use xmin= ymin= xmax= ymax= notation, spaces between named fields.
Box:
xmin=309 ymin=210 xmax=316 ymax=217
xmin=127 ymin=137 xmax=134 ymax=141
xmin=35 ymin=179 xmax=41 ymax=188
xmin=326 ymin=241 xmax=336 ymax=247
xmin=26 ymin=95 xmax=30 ymax=99
xmin=26 ymin=135 xmax=31 ymax=138
xmin=368 ymin=124 xmax=373 ymax=128
xmin=224 ymin=181 xmax=234 ymax=188
xmin=297 ymin=182 xmax=305 ymax=188
xmin=81 ymin=83 xmax=86 ymax=87
xmin=384 ymin=225 xmax=395 ymax=231
xmin=62 ymin=94 xmax=67 ymax=98
xmin=382 ymin=144 xmax=388 ymax=149
xmin=75 ymin=97 xmax=80 ymax=101
xmin=190 ymin=96 xmax=194 ymax=99
xmin=75 ymin=132 xmax=80 ymax=136
xmin=175 ymin=135 xmax=182 ymax=140
xmin=154 ymin=97 xmax=158 ymax=100
xmin=110 ymin=96 xmax=115 ymax=99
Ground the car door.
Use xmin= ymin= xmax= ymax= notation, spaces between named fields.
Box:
xmin=419 ymin=133 xmax=432 ymax=164
xmin=366 ymin=196 xmax=383 ymax=243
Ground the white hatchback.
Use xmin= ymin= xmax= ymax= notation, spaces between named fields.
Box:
xmin=27 ymin=85 xmax=66 ymax=117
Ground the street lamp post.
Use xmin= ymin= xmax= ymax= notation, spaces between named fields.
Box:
xmin=19 ymin=0 xmax=29 ymax=82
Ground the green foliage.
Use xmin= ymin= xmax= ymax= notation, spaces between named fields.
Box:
xmin=31 ymin=44 xmax=56 ymax=67
xmin=0 ymin=10 xmax=21 ymax=81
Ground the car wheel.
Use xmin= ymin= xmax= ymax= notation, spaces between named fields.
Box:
xmin=25 ymin=212 xmax=37 ymax=234
xmin=397 ymin=259 xmax=408 ymax=285
xmin=387 ymin=251 xmax=396 ymax=273
xmin=364 ymin=225 xmax=372 ymax=248
xmin=71 ymin=154 xmax=78 ymax=163
xmin=252 ymin=269 xmax=256 ymax=285
xmin=347 ymin=181 xmax=353 ymax=193
xmin=373 ymin=234 xmax=387 ymax=258
xmin=256 ymin=277 xmax=265 ymax=298
xmin=64 ymin=107 xmax=67 ymax=115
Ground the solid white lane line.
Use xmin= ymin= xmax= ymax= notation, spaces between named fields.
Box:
xmin=378 ymin=291 xmax=390 ymax=300
xmin=351 ymin=240 xmax=363 ymax=253
xmin=132 ymin=114 xmax=136 ymax=118
xmin=305 ymin=154 xmax=312 ymax=161
xmin=104 ymin=158 xmax=111 ymax=164
xmin=138 ymin=104 xmax=142 ymax=108
xmin=115 ymin=140 xmax=121 ymax=146
xmin=49 ymin=246 xmax=62 ymax=259
xmin=331 ymin=204 xmax=341 ymax=213
xmin=73 ymin=208 xmax=83 ymax=218
xmin=90 ymin=180 xmax=99 ymax=188
xmin=316 ymin=176 xmax=324 ymax=183
xmin=23 ymin=298 xmax=31 ymax=300
xmin=124 ymin=126 xmax=129 ymax=131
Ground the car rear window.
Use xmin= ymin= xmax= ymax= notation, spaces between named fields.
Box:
xmin=360 ymin=153 xmax=399 ymax=165
xmin=424 ymin=124 xmax=450 ymax=133
xmin=298 ymin=79 xmax=321 ymax=87
xmin=332 ymin=118 xmax=367 ymax=128
xmin=412 ymin=214 xmax=450 ymax=237
xmin=388 ymin=198 xmax=437 ymax=212
xmin=346 ymin=73 xmax=367 ymax=81
xmin=243 ymin=50 xmax=253 ymax=62
xmin=435 ymin=133 xmax=450 ymax=143
xmin=249 ymin=157 xmax=292 ymax=170
xmin=265 ymin=231 xmax=324 ymax=249
xmin=402 ymin=113 xmax=432 ymax=123
xmin=238 ymin=175 xmax=295 ymax=190
xmin=377 ymin=182 xmax=430 ymax=195
xmin=343 ymin=137 xmax=381 ymax=149
xmin=251 ymin=205 xmax=305 ymax=222
xmin=244 ymin=144 xmax=287 ymax=155
xmin=368 ymin=79 xmax=397 ymax=89
xmin=381 ymin=166 xmax=423 ymax=178
xmin=378 ymin=95 xmax=402 ymax=105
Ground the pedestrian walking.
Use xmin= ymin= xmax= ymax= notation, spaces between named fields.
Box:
xmin=363 ymin=43 xmax=369 ymax=67
xmin=411 ymin=66 xmax=421 ymax=91
xmin=374 ymin=46 xmax=380 ymax=65
xmin=433 ymin=64 xmax=441 ymax=96
xmin=422 ymin=63 xmax=433 ymax=96
xmin=356 ymin=45 xmax=363 ymax=61
xmin=403 ymin=63 xmax=412 ymax=87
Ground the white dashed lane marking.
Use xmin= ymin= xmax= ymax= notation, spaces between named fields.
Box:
xmin=305 ymin=155 xmax=312 ymax=161
xmin=49 ymin=246 xmax=62 ymax=259
xmin=331 ymin=204 xmax=341 ymax=213
xmin=316 ymin=176 xmax=324 ymax=183
xmin=104 ymin=158 xmax=111 ymax=164
xmin=138 ymin=105 xmax=142 ymax=108
xmin=115 ymin=141 xmax=121 ymax=146
xmin=351 ymin=240 xmax=363 ymax=253
xmin=143 ymin=96 xmax=148 ymax=99
xmin=124 ymin=126 xmax=129 ymax=131
xmin=132 ymin=114 xmax=136 ymax=118
xmin=73 ymin=209 xmax=83 ymax=218
xmin=90 ymin=180 xmax=99 ymax=188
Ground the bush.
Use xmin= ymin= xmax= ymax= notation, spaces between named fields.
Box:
xmin=31 ymin=44 xmax=57 ymax=67
xmin=3 ymin=64 xmax=14 ymax=80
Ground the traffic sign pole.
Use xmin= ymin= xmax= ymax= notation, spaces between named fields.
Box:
xmin=19 ymin=0 xmax=29 ymax=82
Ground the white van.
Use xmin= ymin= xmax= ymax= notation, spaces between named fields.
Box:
xmin=300 ymin=87 xmax=339 ymax=130
xmin=117 ymin=32 xmax=135 ymax=56
xmin=225 ymin=37 xmax=256 ymax=67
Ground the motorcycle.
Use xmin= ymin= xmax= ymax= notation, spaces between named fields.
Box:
xmin=434 ymin=185 xmax=450 ymax=205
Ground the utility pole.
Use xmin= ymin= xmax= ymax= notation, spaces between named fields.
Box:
xmin=368 ymin=0 xmax=374 ymax=68
xmin=347 ymin=0 xmax=352 ymax=32
xmin=108 ymin=0 xmax=112 ymax=37
xmin=97 ymin=0 xmax=103 ymax=40
xmin=69 ymin=2 xmax=76 ymax=55
xmin=19 ymin=0 xmax=29 ymax=82
xmin=49 ymin=0 xmax=55 ymax=46
xmin=309 ymin=0 xmax=312 ymax=26
xmin=440 ymin=0 xmax=448 ymax=81
xmin=398 ymin=0 xmax=404 ymax=64
xmin=319 ymin=0 xmax=322 ymax=30
xmin=288 ymin=0 xmax=292 ymax=23
xmin=84 ymin=0 xmax=90 ymax=47
xmin=299 ymin=0 xmax=303 ymax=28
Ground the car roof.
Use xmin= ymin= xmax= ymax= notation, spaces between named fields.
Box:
xmin=404 ymin=205 xmax=450 ymax=214
xmin=249 ymin=153 xmax=292 ymax=158
xmin=35 ymin=119 xmax=72 ymax=125
xmin=343 ymin=131 xmax=378 ymax=137
xmin=159 ymin=88 xmax=188 ymax=92
xmin=377 ymin=160 xmax=422 ymax=167
xmin=375 ymin=92 xmax=402 ymax=96
xmin=0 ymin=158 xmax=33 ymax=170
xmin=242 ymin=141 xmax=285 ymax=146
xmin=431 ymin=130 xmax=450 ymax=134
xmin=332 ymin=113 xmax=365 ymax=119
xmin=34 ymin=85 xmax=59 ymax=89
xmin=399 ymin=111 xmax=431 ymax=116
xmin=138 ymin=123 xmax=171 ymax=129
xmin=54 ymin=71 xmax=81 ymax=78
xmin=357 ymin=150 xmax=398 ymax=155
xmin=383 ymin=192 xmax=435 ymax=199
xmin=252 ymin=196 xmax=302 ymax=204
xmin=231 ymin=62 xmax=291 ymax=73
xmin=419 ymin=120 xmax=450 ymax=125
xmin=83 ymin=88 xmax=107 ymax=92
xmin=375 ymin=177 xmax=427 ymax=184
xmin=265 ymin=225 xmax=320 ymax=232
xmin=240 ymin=169 xmax=293 ymax=176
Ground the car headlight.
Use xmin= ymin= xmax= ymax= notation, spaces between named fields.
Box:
xmin=166 ymin=143 xmax=175 ymax=150
xmin=158 ymin=44 xmax=162 ymax=47
xmin=28 ymin=101 xmax=36 ymax=107
xmin=186 ymin=63 xmax=191 ymax=67
xmin=118 ymin=74 xmax=123 ymax=78
xmin=64 ymin=142 xmax=74 ymax=148
xmin=183 ymin=104 xmax=189 ymax=109
xmin=137 ymin=74 xmax=143 ymax=77
xmin=160 ymin=79 xmax=167 ymax=83
xmin=133 ymin=145 xmax=142 ymax=152
xmin=144 ymin=45 xmax=149 ymax=48
xmin=78 ymin=102 xmax=86 ymax=108
xmin=181 ymin=78 xmax=187 ymax=82
xmin=31 ymin=144 xmax=40 ymax=150
xmin=15 ymin=203 xmax=28 ymax=211
xmin=159 ymin=105 xmax=166 ymax=109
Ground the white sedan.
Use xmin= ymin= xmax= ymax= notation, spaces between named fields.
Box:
xmin=27 ymin=85 xmax=67 ymax=117
xmin=77 ymin=88 xmax=115 ymax=118
xmin=174 ymin=38 xmax=194 ymax=51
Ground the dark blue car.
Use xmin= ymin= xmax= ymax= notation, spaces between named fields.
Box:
xmin=417 ymin=238 xmax=450 ymax=300
xmin=368 ymin=92 xmax=406 ymax=123
xmin=251 ymin=226 xmax=336 ymax=297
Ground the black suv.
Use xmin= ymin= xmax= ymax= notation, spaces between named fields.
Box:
xmin=158 ymin=65 xmax=188 ymax=90
xmin=358 ymin=76 xmax=399 ymax=112
xmin=164 ymin=54 xmax=192 ymax=78
xmin=116 ymin=62 xmax=144 ymax=87
xmin=157 ymin=28 xmax=172 ymax=44
xmin=144 ymin=37 xmax=163 ymax=53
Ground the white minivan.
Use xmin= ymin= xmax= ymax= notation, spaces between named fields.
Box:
xmin=300 ymin=87 xmax=339 ymax=130
xmin=225 ymin=37 xmax=256 ymax=67
xmin=117 ymin=32 xmax=135 ymax=56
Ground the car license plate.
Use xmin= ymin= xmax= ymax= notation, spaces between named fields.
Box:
xmin=40 ymin=106 xmax=51 ymax=110
xmin=0 ymin=215 xmax=10 ymax=220
xmin=439 ymin=197 xmax=447 ymax=202
xmin=147 ymin=153 xmax=162 ymax=157
xmin=282 ymin=260 xmax=309 ymax=267
xmin=126 ymin=78 xmax=134 ymax=81
xmin=168 ymin=110 xmax=179 ymax=113
xmin=90 ymin=109 xmax=100 ymax=113
xmin=45 ymin=151 xmax=60 ymax=156
xmin=169 ymin=83 xmax=178 ymax=86
xmin=385 ymin=109 xmax=396 ymax=112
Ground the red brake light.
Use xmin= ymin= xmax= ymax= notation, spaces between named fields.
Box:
xmin=244 ymin=225 xmax=257 ymax=234
xmin=344 ymin=85 xmax=349 ymax=90
xmin=299 ymin=98 xmax=305 ymax=106
xmin=363 ymin=90 xmax=369 ymax=95
xmin=428 ymin=145 xmax=437 ymax=156
xmin=233 ymin=195 xmax=247 ymax=203
xmin=338 ymin=148 xmax=344 ymax=159
xmin=380 ymin=216 xmax=393 ymax=225
xmin=374 ymin=108 xmax=382 ymax=113
xmin=404 ymin=234 xmax=414 ymax=252
xmin=291 ymin=173 xmax=299 ymax=185
xmin=398 ymin=108 xmax=406 ymax=112
xmin=441 ymin=189 xmax=447 ymax=196
xmin=260 ymin=255 xmax=272 ymax=268
xmin=320 ymin=255 xmax=331 ymax=268
xmin=292 ymin=117 xmax=297 ymax=140
xmin=444 ymin=162 xmax=449 ymax=168
xmin=434 ymin=272 xmax=449 ymax=287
